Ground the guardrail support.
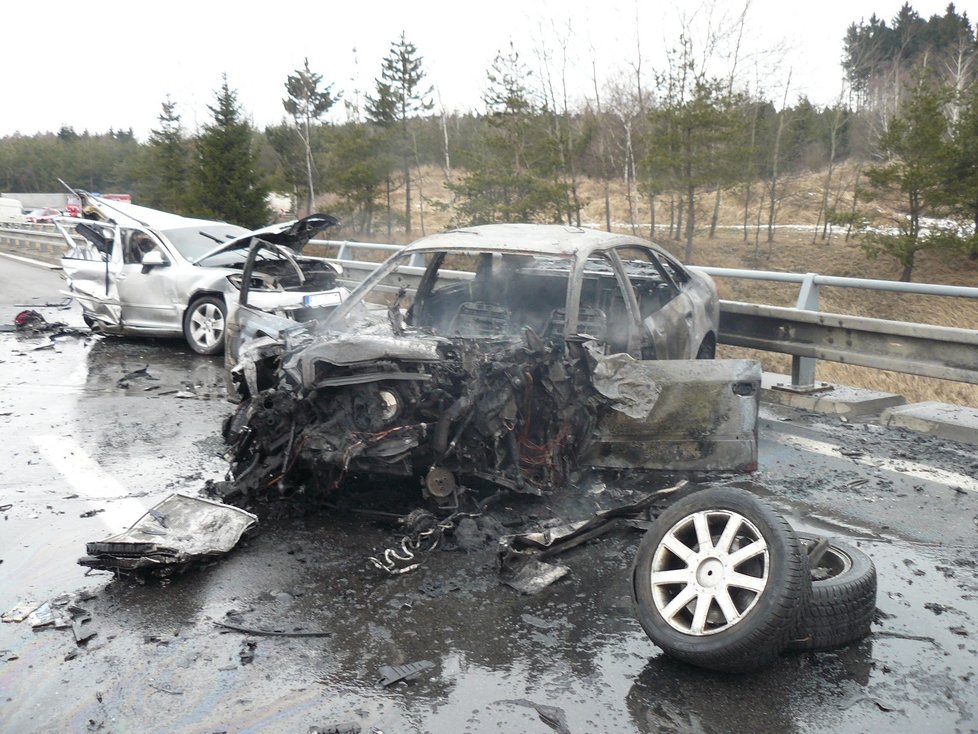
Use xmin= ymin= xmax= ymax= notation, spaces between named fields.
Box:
xmin=788 ymin=273 xmax=821 ymax=392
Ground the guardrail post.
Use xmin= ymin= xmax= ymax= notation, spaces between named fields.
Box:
xmin=409 ymin=252 xmax=426 ymax=268
xmin=791 ymin=273 xmax=819 ymax=390
xmin=336 ymin=242 xmax=352 ymax=261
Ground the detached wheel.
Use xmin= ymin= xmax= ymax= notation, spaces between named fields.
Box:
xmin=184 ymin=296 xmax=226 ymax=355
xmin=787 ymin=533 xmax=877 ymax=651
xmin=632 ymin=487 xmax=810 ymax=673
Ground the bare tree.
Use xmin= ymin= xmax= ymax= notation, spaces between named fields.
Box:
xmin=765 ymin=69 xmax=792 ymax=245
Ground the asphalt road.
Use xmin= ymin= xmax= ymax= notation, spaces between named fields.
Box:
xmin=1 ymin=255 xmax=976 ymax=733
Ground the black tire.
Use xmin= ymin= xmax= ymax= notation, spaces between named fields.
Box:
xmin=787 ymin=532 xmax=877 ymax=651
xmin=632 ymin=487 xmax=811 ymax=673
xmin=183 ymin=296 xmax=226 ymax=355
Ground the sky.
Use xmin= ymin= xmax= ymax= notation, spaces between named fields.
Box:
xmin=1 ymin=0 xmax=970 ymax=140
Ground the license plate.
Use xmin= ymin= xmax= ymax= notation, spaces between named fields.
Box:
xmin=303 ymin=291 xmax=343 ymax=308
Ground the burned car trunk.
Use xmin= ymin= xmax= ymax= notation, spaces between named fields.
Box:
xmin=220 ymin=225 xmax=761 ymax=507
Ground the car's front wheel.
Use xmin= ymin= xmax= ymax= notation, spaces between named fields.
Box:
xmin=184 ymin=296 xmax=226 ymax=355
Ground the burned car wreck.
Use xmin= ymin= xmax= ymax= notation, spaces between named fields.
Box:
xmin=218 ymin=224 xmax=761 ymax=508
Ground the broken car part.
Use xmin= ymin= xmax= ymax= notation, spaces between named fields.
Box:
xmin=631 ymin=486 xmax=813 ymax=672
xmin=377 ymin=660 xmax=435 ymax=687
xmin=78 ymin=493 xmax=257 ymax=576
xmin=787 ymin=532 xmax=878 ymax=651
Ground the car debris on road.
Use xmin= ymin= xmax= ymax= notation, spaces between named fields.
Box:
xmin=78 ymin=494 xmax=257 ymax=576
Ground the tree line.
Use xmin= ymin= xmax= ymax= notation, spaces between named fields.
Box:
xmin=0 ymin=3 xmax=975 ymax=280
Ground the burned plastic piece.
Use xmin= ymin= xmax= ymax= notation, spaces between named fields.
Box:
xmin=71 ymin=613 xmax=97 ymax=644
xmin=377 ymin=660 xmax=435 ymax=687
xmin=78 ymin=494 xmax=258 ymax=576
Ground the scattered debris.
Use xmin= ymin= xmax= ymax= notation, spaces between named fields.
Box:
xmin=147 ymin=682 xmax=183 ymax=695
xmin=117 ymin=365 xmax=158 ymax=388
xmin=239 ymin=640 xmax=257 ymax=665
xmin=3 ymin=600 xmax=41 ymax=623
xmin=78 ymin=494 xmax=257 ymax=576
xmin=501 ymin=558 xmax=570 ymax=594
xmin=214 ymin=620 xmax=331 ymax=638
xmin=308 ymin=723 xmax=362 ymax=734
xmin=498 ymin=699 xmax=570 ymax=734
xmin=80 ymin=508 xmax=105 ymax=519
xmin=377 ymin=660 xmax=435 ymax=687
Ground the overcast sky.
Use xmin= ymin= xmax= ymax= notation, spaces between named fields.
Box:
xmin=2 ymin=0 xmax=969 ymax=139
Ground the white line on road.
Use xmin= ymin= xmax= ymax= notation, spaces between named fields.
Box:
xmin=776 ymin=433 xmax=978 ymax=493
xmin=32 ymin=435 xmax=149 ymax=530
xmin=0 ymin=251 xmax=61 ymax=269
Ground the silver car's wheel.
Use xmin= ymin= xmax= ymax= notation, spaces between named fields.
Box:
xmin=632 ymin=487 xmax=810 ymax=672
xmin=184 ymin=296 xmax=226 ymax=355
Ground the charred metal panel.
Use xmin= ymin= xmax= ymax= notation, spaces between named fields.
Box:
xmin=583 ymin=356 xmax=760 ymax=472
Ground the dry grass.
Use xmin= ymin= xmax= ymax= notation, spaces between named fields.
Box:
xmin=319 ymin=163 xmax=978 ymax=407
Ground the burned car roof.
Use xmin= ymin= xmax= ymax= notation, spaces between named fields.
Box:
xmin=396 ymin=223 xmax=665 ymax=258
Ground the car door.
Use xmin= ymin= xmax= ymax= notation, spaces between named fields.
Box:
xmin=58 ymin=220 xmax=124 ymax=329
xmin=579 ymin=352 xmax=761 ymax=473
xmin=613 ymin=245 xmax=694 ymax=359
xmin=114 ymin=227 xmax=180 ymax=330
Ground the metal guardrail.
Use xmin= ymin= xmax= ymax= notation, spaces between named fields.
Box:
xmin=4 ymin=226 xmax=977 ymax=389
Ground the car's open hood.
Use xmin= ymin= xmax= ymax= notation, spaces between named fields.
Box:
xmin=71 ymin=190 xmax=338 ymax=264
xmin=193 ymin=214 xmax=339 ymax=264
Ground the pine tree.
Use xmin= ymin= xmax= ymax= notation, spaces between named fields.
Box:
xmin=190 ymin=75 xmax=270 ymax=228
xmin=366 ymin=33 xmax=433 ymax=235
xmin=141 ymin=96 xmax=190 ymax=212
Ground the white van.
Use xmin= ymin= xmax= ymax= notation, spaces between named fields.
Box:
xmin=0 ymin=197 xmax=25 ymax=222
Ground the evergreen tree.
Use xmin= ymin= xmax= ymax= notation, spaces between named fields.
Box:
xmin=366 ymin=32 xmax=433 ymax=235
xmin=448 ymin=46 xmax=567 ymax=225
xmin=860 ymin=80 xmax=949 ymax=281
xmin=141 ymin=96 xmax=190 ymax=212
xmin=190 ymin=76 xmax=270 ymax=228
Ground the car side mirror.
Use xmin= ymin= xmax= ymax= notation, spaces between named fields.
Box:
xmin=141 ymin=250 xmax=169 ymax=272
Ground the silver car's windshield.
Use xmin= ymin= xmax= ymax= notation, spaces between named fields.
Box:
xmin=162 ymin=225 xmax=251 ymax=261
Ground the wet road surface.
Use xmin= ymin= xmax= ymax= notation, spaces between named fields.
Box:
xmin=1 ymin=257 xmax=976 ymax=733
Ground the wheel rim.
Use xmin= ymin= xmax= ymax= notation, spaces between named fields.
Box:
xmin=800 ymin=538 xmax=853 ymax=582
xmin=649 ymin=510 xmax=770 ymax=636
xmin=189 ymin=302 xmax=224 ymax=350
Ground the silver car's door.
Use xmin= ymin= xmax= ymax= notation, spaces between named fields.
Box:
xmin=580 ymin=354 xmax=761 ymax=473
xmin=58 ymin=220 xmax=124 ymax=329
xmin=114 ymin=228 xmax=180 ymax=330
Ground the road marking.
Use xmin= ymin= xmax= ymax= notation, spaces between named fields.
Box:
xmin=32 ymin=435 xmax=149 ymax=530
xmin=776 ymin=433 xmax=978 ymax=493
xmin=0 ymin=251 xmax=61 ymax=269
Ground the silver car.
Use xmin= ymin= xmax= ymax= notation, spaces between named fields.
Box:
xmin=57 ymin=195 xmax=348 ymax=355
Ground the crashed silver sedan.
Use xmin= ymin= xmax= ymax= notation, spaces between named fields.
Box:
xmin=56 ymin=194 xmax=348 ymax=354
xmin=221 ymin=224 xmax=760 ymax=506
